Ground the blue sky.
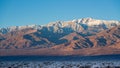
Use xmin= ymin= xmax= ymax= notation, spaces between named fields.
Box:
xmin=0 ymin=0 xmax=120 ymax=28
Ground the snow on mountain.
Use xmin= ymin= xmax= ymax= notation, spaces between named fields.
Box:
xmin=48 ymin=18 xmax=119 ymax=27
xmin=80 ymin=18 xmax=120 ymax=28
xmin=0 ymin=25 xmax=42 ymax=34
xmin=0 ymin=18 xmax=120 ymax=34
xmin=46 ymin=18 xmax=120 ymax=33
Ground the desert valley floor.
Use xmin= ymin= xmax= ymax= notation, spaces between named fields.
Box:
xmin=0 ymin=55 xmax=120 ymax=68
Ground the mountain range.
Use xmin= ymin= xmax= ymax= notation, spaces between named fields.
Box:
xmin=0 ymin=18 xmax=120 ymax=56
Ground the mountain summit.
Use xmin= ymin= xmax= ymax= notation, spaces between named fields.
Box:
xmin=0 ymin=18 xmax=120 ymax=34
xmin=0 ymin=18 xmax=120 ymax=56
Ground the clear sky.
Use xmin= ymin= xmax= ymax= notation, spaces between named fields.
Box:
xmin=0 ymin=0 xmax=120 ymax=28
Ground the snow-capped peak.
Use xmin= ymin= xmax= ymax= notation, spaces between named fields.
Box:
xmin=0 ymin=18 xmax=120 ymax=34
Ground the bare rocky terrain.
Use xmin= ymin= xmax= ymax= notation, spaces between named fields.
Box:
xmin=0 ymin=18 xmax=120 ymax=56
